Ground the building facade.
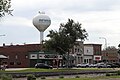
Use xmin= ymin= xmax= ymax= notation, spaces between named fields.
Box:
xmin=69 ymin=41 xmax=84 ymax=65
xmin=102 ymin=49 xmax=120 ymax=63
xmin=84 ymin=44 xmax=102 ymax=64
xmin=0 ymin=44 xmax=42 ymax=68
xmin=0 ymin=43 xmax=102 ymax=68
xmin=29 ymin=51 xmax=62 ymax=67
xmin=0 ymin=44 xmax=62 ymax=68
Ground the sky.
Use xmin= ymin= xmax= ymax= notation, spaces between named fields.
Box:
xmin=0 ymin=0 xmax=120 ymax=49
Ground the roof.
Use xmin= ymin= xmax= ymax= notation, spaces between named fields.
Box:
xmin=84 ymin=44 xmax=102 ymax=46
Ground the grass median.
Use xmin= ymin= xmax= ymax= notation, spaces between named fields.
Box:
xmin=2 ymin=68 xmax=113 ymax=72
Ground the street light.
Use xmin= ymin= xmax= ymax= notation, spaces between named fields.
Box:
xmin=0 ymin=35 xmax=5 ymax=37
xmin=99 ymin=37 xmax=107 ymax=49
xmin=99 ymin=37 xmax=108 ymax=63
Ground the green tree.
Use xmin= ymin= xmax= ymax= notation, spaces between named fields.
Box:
xmin=0 ymin=0 xmax=13 ymax=17
xmin=104 ymin=46 xmax=117 ymax=51
xmin=44 ymin=19 xmax=88 ymax=67
xmin=118 ymin=44 xmax=120 ymax=54
xmin=44 ymin=19 xmax=88 ymax=54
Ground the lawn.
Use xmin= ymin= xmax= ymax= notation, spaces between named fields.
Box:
xmin=0 ymin=68 xmax=119 ymax=80
xmin=3 ymin=68 xmax=113 ymax=72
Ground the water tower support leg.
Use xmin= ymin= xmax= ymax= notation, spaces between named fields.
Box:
xmin=40 ymin=32 xmax=43 ymax=44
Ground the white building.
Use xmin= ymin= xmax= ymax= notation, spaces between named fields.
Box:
xmin=84 ymin=44 xmax=102 ymax=64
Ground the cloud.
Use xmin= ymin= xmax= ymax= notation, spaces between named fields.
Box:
xmin=1 ymin=0 xmax=120 ymax=48
xmin=0 ymin=16 xmax=33 ymax=28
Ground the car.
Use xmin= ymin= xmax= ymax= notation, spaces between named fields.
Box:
xmin=107 ymin=63 xmax=119 ymax=68
xmin=89 ymin=64 xmax=97 ymax=68
xmin=76 ymin=63 xmax=89 ymax=68
xmin=97 ymin=63 xmax=111 ymax=68
xmin=35 ymin=63 xmax=53 ymax=69
xmin=61 ymin=64 xmax=75 ymax=68
xmin=113 ymin=63 xmax=120 ymax=68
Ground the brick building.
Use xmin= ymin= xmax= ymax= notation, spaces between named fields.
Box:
xmin=0 ymin=43 xmax=102 ymax=68
xmin=102 ymin=49 xmax=120 ymax=63
xmin=84 ymin=44 xmax=102 ymax=64
xmin=0 ymin=43 xmax=63 ymax=68
xmin=0 ymin=44 xmax=43 ymax=68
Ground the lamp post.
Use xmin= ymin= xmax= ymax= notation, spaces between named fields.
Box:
xmin=0 ymin=35 xmax=5 ymax=37
xmin=99 ymin=37 xmax=107 ymax=49
xmin=99 ymin=37 xmax=107 ymax=63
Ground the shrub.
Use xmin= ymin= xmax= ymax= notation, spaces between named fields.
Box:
xmin=106 ymin=73 xmax=111 ymax=76
xmin=117 ymin=70 xmax=120 ymax=75
xmin=59 ymin=75 xmax=64 ymax=79
xmin=75 ymin=75 xmax=80 ymax=78
xmin=1 ymin=74 xmax=12 ymax=80
xmin=41 ymin=76 xmax=46 ymax=79
xmin=27 ymin=74 xmax=36 ymax=80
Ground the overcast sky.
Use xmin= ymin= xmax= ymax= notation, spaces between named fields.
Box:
xmin=0 ymin=0 xmax=120 ymax=49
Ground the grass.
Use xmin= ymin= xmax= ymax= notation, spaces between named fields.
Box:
xmin=0 ymin=68 xmax=118 ymax=80
xmin=2 ymin=68 xmax=113 ymax=73
xmin=0 ymin=68 xmax=112 ymax=72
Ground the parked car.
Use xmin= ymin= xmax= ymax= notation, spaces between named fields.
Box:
xmin=61 ymin=64 xmax=75 ymax=68
xmin=89 ymin=64 xmax=97 ymax=68
xmin=97 ymin=63 xmax=111 ymax=68
xmin=107 ymin=63 xmax=119 ymax=68
xmin=113 ymin=63 xmax=120 ymax=68
xmin=76 ymin=63 xmax=89 ymax=68
xmin=35 ymin=63 xmax=53 ymax=69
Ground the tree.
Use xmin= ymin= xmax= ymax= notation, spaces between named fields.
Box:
xmin=44 ymin=19 xmax=88 ymax=68
xmin=0 ymin=0 xmax=13 ymax=17
xmin=102 ymin=46 xmax=117 ymax=63
xmin=44 ymin=19 xmax=88 ymax=54
xmin=104 ymin=46 xmax=117 ymax=51
xmin=118 ymin=44 xmax=120 ymax=54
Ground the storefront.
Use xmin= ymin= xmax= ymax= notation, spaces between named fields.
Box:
xmin=29 ymin=51 xmax=63 ymax=67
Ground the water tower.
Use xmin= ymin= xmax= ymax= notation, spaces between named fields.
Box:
xmin=33 ymin=12 xmax=51 ymax=44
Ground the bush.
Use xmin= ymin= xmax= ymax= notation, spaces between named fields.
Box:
xmin=59 ymin=75 xmax=64 ymax=79
xmin=117 ymin=70 xmax=120 ymax=75
xmin=41 ymin=76 xmax=46 ymax=79
xmin=106 ymin=73 xmax=111 ymax=76
xmin=1 ymin=74 xmax=12 ymax=80
xmin=75 ymin=75 xmax=80 ymax=78
xmin=27 ymin=74 xmax=36 ymax=80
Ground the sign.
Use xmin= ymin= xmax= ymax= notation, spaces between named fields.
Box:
xmin=94 ymin=56 xmax=101 ymax=61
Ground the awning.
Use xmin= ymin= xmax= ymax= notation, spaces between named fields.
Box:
xmin=0 ymin=55 xmax=8 ymax=59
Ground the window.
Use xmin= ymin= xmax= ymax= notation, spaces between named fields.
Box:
xmin=59 ymin=55 xmax=62 ymax=58
xmin=84 ymin=59 xmax=87 ymax=63
xmin=32 ymin=55 xmax=35 ymax=57
xmin=17 ymin=62 xmax=21 ymax=65
xmin=39 ymin=55 xmax=42 ymax=57
xmin=10 ymin=62 xmax=14 ymax=65
xmin=78 ymin=49 xmax=80 ymax=52
xmin=2 ymin=62 xmax=7 ymax=64
xmin=75 ymin=48 xmax=77 ymax=52
xmin=87 ymin=50 xmax=89 ymax=53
